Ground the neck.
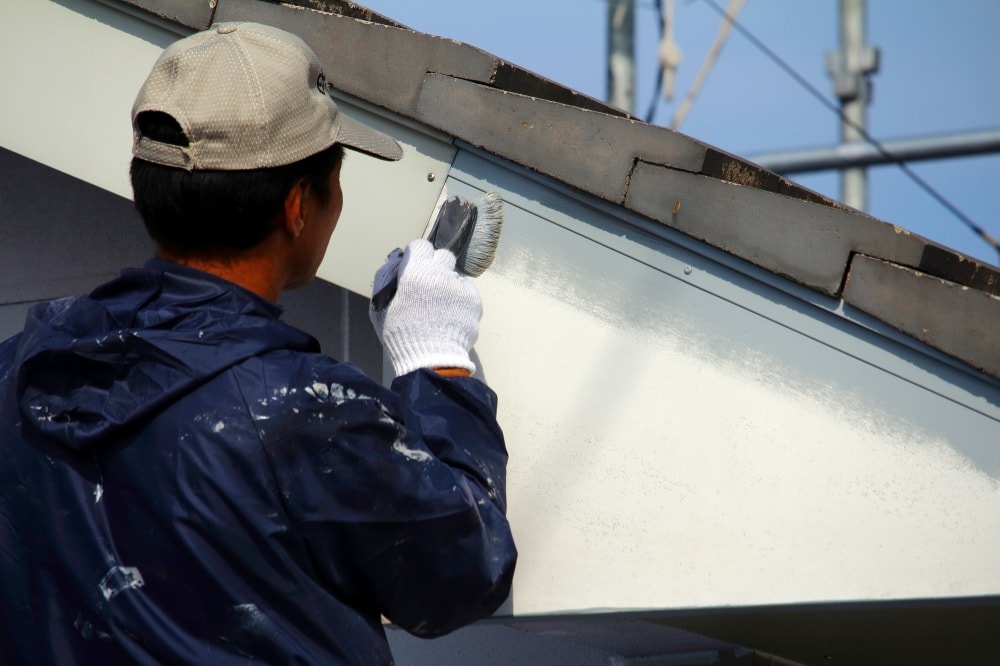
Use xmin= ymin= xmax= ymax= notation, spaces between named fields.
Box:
xmin=156 ymin=242 xmax=287 ymax=303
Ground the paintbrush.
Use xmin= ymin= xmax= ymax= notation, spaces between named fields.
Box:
xmin=371 ymin=188 xmax=505 ymax=311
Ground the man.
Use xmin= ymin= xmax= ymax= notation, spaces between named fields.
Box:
xmin=0 ymin=22 xmax=516 ymax=665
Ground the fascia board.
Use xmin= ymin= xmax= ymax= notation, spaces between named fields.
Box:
xmin=844 ymin=255 xmax=1000 ymax=380
xmin=415 ymin=74 xmax=709 ymax=204
xmin=625 ymin=161 xmax=931 ymax=296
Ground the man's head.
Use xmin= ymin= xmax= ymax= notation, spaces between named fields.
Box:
xmin=129 ymin=22 xmax=402 ymax=256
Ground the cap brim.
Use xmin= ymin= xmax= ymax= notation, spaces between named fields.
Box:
xmin=338 ymin=113 xmax=403 ymax=162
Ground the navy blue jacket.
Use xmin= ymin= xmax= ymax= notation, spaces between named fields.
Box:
xmin=0 ymin=260 xmax=516 ymax=665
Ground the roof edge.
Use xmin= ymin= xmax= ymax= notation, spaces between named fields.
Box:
xmin=109 ymin=0 xmax=215 ymax=30
xmin=77 ymin=0 xmax=1000 ymax=379
xmin=844 ymin=255 xmax=1000 ymax=381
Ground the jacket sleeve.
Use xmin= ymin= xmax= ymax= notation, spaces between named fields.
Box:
xmin=260 ymin=365 xmax=517 ymax=637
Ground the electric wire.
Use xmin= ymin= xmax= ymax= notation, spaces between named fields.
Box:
xmin=697 ymin=0 xmax=1000 ymax=259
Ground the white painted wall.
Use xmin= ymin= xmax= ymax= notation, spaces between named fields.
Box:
xmin=446 ymin=163 xmax=1000 ymax=616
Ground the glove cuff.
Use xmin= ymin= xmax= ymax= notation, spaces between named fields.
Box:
xmin=384 ymin=337 xmax=476 ymax=377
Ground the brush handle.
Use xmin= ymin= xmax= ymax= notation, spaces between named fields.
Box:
xmin=371 ymin=274 xmax=398 ymax=312
xmin=372 ymin=196 xmax=480 ymax=312
xmin=371 ymin=249 xmax=403 ymax=312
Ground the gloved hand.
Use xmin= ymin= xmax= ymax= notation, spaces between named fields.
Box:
xmin=369 ymin=239 xmax=482 ymax=377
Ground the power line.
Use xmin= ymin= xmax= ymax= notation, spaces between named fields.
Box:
xmin=697 ymin=0 xmax=1000 ymax=260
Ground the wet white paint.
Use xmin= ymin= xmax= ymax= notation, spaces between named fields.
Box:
xmin=469 ymin=208 xmax=1000 ymax=616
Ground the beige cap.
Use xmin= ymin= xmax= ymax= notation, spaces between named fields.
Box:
xmin=132 ymin=22 xmax=402 ymax=170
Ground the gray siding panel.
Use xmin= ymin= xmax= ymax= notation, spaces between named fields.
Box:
xmin=0 ymin=303 xmax=33 ymax=342
xmin=279 ymin=279 xmax=383 ymax=380
xmin=0 ymin=148 xmax=154 ymax=305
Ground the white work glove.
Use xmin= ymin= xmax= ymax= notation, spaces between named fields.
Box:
xmin=369 ymin=239 xmax=482 ymax=376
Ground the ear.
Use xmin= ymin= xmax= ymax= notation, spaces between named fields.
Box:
xmin=282 ymin=179 xmax=309 ymax=238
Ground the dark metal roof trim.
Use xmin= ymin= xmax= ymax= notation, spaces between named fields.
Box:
xmin=114 ymin=0 xmax=215 ymax=29
xmin=844 ymin=256 xmax=1000 ymax=379
xmin=218 ymin=0 xmax=628 ymax=121
xmin=414 ymin=75 xmax=709 ymax=204
xmin=625 ymin=162 xmax=931 ymax=297
xmin=276 ymin=0 xmax=405 ymax=27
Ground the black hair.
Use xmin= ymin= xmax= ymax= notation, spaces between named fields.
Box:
xmin=130 ymin=111 xmax=345 ymax=254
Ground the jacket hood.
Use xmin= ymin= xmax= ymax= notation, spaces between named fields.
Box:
xmin=14 ymin=260 xmax=317 ymax=452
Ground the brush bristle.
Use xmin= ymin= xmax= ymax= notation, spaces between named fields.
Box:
xmin=457 ymin=192 xmax=505 ymax=277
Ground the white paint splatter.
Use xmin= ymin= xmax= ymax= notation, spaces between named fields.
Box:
xmin=309 ymin=382 xmax=329 ymax=400
xmin=392 ymin=440 xmax=433 ymax=463
xmin=93 ymin=484 xmax=103 ymax=504
xmin=99 ymin=566 xmax=144 ymax=601
xmin=212 ymin=421 xmax=225 ymax=433
xmin=304 ymin=382 xmax=374 ymax=407
xmin=30 ymin=405 xmax=54 ymax=423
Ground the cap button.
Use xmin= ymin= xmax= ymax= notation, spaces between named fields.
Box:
xmin=216 ymin=24 xmax=237 ymax=35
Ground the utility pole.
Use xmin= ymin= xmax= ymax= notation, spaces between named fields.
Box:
xmin=826 ymin=0 xmax=879 ymax=211
xmin=608 ymin=0 xmax=635 ymax=114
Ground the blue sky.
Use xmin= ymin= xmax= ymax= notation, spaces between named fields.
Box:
xmin=361 ymin=0 xmax=1000 ymax=266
